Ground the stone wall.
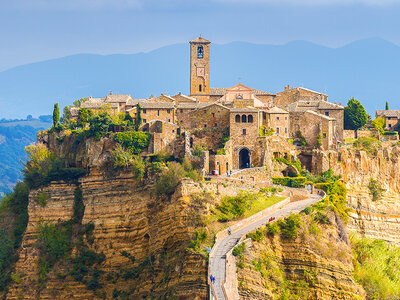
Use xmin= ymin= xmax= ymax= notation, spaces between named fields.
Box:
xmin=141 ymin=107 xmax=175 ymax=124
xmin=190 ymin=104 xmax=229 ymax=129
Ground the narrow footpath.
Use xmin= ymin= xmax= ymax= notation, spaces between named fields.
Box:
xmin=209 ymin=193 xmax=323 ymax=300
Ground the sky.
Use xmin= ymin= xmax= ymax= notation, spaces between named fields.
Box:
xmin=1 ymin=0 xmax=400 ymax=71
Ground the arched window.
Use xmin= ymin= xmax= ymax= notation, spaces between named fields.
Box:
xmin=248 ymin=115 xmax=253 ymax=123
xmin=242 ymin=115 xmax=247 ymax=123
xmin=242 ymin=129 xmax=247 ymax=135
xmin=199 ymin=84 xmax=202 ymax=92
xmin=235 ymin=115 xmax=240 ymax=123
xmin=197 ymin=45 xmax=204 ymax=58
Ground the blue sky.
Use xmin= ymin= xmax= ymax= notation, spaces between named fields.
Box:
xmin=1 ymin=0 xmax=400 ymax=70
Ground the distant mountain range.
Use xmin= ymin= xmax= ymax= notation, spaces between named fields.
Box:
xmin=1 ymin=37 xmax=399 ymax=118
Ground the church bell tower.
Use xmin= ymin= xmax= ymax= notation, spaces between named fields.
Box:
xmin=189 ymin=37 xmax=211 ymax=100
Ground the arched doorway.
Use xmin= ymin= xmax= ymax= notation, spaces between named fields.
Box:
xmin=239 ymin=148 xmax=250 ymax=169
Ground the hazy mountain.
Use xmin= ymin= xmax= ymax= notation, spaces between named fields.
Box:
xmin=0 ymin=37 xmax=399 ymax=118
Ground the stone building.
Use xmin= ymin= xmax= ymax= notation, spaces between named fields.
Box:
xmin=189 ymin=37 xmax=211 ymax=102
xmin=262 ymin=107 xmax=290 ymax=138
xmin=274 ymin=86 xmax=328 ymax=108
xmin=140 ymin=102 xmax=175 ymax=124
xmin=376 ymin=110 xmax=400 ymax=131
xmin=190 ymin=103 xmax=230 ymax=129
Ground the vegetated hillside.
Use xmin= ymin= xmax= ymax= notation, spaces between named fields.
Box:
xmin=0 ymin=126 xmax=44 ymax=197
xmin=1 ymin=38 xmax=400 ymax=118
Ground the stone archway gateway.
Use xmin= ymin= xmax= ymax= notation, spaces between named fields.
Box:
xmin=239 ymin=148 xmax=250 ymax=169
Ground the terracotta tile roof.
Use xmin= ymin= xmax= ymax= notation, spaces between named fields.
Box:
xmin=172 ymin=93 xmax=198 ymax=102
xmin=140 ymin=102 xmax=175 ymax=109
xmin=189 ymin=37 xmax=211 ymax=44
xmin=376 ymin=110 xmax=400 ymax=118
xmin=105 ymin=94 xmax=132 ymax=103
xmin=288 ymin=100 xmax=343 ymax=112
xmin=267 ymin=106 xmax=289 ymax=114
xmin=126 ymin=99 xmax=146 ymax=106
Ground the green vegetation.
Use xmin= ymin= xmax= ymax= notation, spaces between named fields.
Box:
xmin=88 ymin=112 xmax=112 ymax=140
xmin=78 ymin=108 xmax=93 ymax=125
xmin=189 ymin=230 xmax=208 ymax=252
xmin=191 ymin=144 xmax=208 ymax=157
xmin=232 ymin=243 xmax=246 ymax=269
xmin=113 ymin=131 xmax=151 ymax=155
xmin=371 ymin=117 xmax=386 ymax=134
xmin=351 ymin=234 xmax=400 ymax=300
xmin=23 ymin=144 xmax=87 ymax=189
xmin=53 ymin=103 xmax=60 ymax=127
xmin=353 ymin=137 xmax=382 ymax=155
xmin=277 ymin=214 xmax=301 ymax=240
xmin=368 ymin=178 xmax=384 ymax=201
xmin=216 ymin=148 xmax=226 ymax=155
xmin=134 ymin=104 xmax=142 ymax=131
xmin=274 ymin=156 xmax=302 ymax=173
xmin=259 ymin=126 xmax=274 ymax=137
xmin=37 ymin=191 xmax=50 ymax=207
xmin=317 ymin=134 xmax=322 ymax=148
xmin=295 ymin=130 xmax=307 ymax=146
xmin=344 ymin=98 xmax=369 ymax=130
xmin=272 ymin=177 xmax=307 ymax=188
xmin=0 ymin=182 xmax=29 ymax=291
xmin=386 ymin=101 xmax=389 ymax=110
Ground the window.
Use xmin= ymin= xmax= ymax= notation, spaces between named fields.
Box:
xmin=276 ymin=128 xmax=280 ymax=134
xmin=157 ymin=110 xmax=160 ymax=116
xmin=235 ymin=114 xmax=241 ymax=123
xmin=214 ymin=123 xmax=217 ymax=127
xmin=197 ymin=45 xmax=204 ymax=58
xmin=325 ymin=111 xmax=330 ymax=116
xmin=285 ymin=128 xmax=287 ymax=133
xmin=285 ymin=117 xmax=287 ymax=120
xmin=323 ymin=133 xmax=327 ymax=138
xmin=143 ymin=109 xmax=147 ymax=114
xmin=168 ymin=119 xmax=170 ymax=122
xmin=242 ymin=128 xmax=247 ymax=135
xmin=167 ymin=109 xmax=170 ymax=114
xmin=389 ymin=124 xmax=392 ymax=128
xmin=180 ymin=120 xmax=183 ymax=124
xmin=199 ymin=84 xmax=202 ymax=92
xmin=143 ymin=119 xmax=147 ymax=123
xmin=263 ymin=112 xmax=266 ymax=120
xmin=276 ymin=116 xmax=280 ymax=121
xmin=172 ymin=130 xmax=175 ymax=133
xmin=180 ymin=109 xmax=183 ymax=113
xmin=212 ymin=113 xmax=215 ymax=118
xmin=204 ymin=124 xmax=207 ymax=128
xmin=248 ymin=115 xmax=253 ymax=123
xmin=242 ymin=115 xmax=247 ymax=123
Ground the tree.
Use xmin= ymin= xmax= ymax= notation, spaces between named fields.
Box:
xmin=371 ymin=117 xmax=386 ymax=134
xmin=78 ymin=108 xmax=93 ymax=125
xmin=61 ymin=106 xmax=71 ymax=125
xmin=386 ymin=101 xmax=389 ymax=110
xmin=52 ymin=103 xmax=60 ymax=127
xmin=134 ymin=104 xmax=142 ymax=131
xmin=344 ymin=98 xmax=369 ymax=130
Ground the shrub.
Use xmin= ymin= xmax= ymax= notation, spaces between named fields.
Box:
xmin=78 ymin=108 xmax=93 ymax=125
xmin=277 ymin=214 xmax=301 ymax=240
xmin=217 ymin=193 xmax=254 ymax=221
xmin=266 ymin=222 xmax=280 ymax=236
xmin=191 ymin=144 xmax=208 ymax=157
xmin=216 ymin=148 xmax=226 ymax=155
xmin=110 ymin=144 xmax=133 ymax=169
xmin=113 ymin=131 xmax=151 ymax=155
xmin=247 ymin=229 xmax=263 ymax=242
xmin=232 ymin=243 xmax=246 ymax=257
xmin=88 ymin=112 xmax=112 ymax=140
xmin=371 ymin=117 xmax=386 ymax=134
xmin=353 ymin=137 xmax=382 ymax=155
xmin=272 ymin=177 xmax=307 ymax=188
xmin=131 ymin=156 xmax=145 ymax=179
xmin=368 ymin=178 xmax=384 ymax=201
xmin=155 ymin=162 xmax=186 ymax=197
xmin=37 ymin=192 xmax=50 ymax=207
xmin=189 ymin=230 xmax=208 ymax=252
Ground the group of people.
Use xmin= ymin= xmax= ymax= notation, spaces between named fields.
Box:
xmin=209 ymin=275 xmax=216 ymax=284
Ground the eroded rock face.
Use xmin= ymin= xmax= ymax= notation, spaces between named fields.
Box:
xmin=6 ymin=172 xmax=210 ymax=299
xmin=330 ymin=147 xmax=400 ymax=244
xmin=237 ymin=211 xmax=365 ymax=300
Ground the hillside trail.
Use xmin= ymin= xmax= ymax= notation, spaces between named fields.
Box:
xmin=208 ymin=192 xmax=323 ymax=300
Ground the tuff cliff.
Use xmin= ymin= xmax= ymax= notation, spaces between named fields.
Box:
xmin=6 ymin=170 xmax=210 ymax=299
xmin=329 ymin=146 xmax=400 ymax=244
xmin=237 ymin=210 xmax=365 ymax=300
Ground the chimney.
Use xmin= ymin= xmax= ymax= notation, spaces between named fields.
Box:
xmin=339 ymin=102 xmax=342 ymax=106
xmin=335 ymin=101 xmax=337 ymax=104
xmin=109 ymin=91 xmax=112 ymax=95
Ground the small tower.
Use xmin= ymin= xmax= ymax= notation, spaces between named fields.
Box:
xmin=189 ymin=37 xmax=211 ymax=100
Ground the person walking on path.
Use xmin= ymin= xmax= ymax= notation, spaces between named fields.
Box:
xmin=228 ymin=227 xmax=232 ymax=235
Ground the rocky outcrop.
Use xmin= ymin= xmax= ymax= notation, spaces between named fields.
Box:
xmin=329 ymin=146 xmax=400 ymax=244
xmin=6 ymin=171 xmax=214 ymax=299
xmin=237 ymin=210 xmax=365 ymax=299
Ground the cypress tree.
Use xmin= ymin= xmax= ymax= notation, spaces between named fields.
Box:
xmin=134 ymin=104 xmax=142 ymax=131
xmin=53 ymin=102 xmax=60 ymax=127
xmin=386 ymin=101 xmax=389 ymax=110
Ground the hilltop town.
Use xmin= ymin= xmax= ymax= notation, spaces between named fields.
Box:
xmin=63 ymin=37 xmax=353 ymax=175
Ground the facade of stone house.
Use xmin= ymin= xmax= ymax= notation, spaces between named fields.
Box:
xmin=289 ymin=111 xmax=335 ymax=150
xmin=189 ymin=103 xmax=230 ymax=129
xmin=229 ymin=108 xmax=262 ymax=169
xmin=376 ymin=110 xmax=400 ymax=130
xmin=144 ymin=120 xmax=181 ymax=155
xmin=140 ymin=102 xmax=175 ymax=124
xmin=172 ymin=93 xmax=198 ymax=104
xmin=274 ymin=86 xmax=328 ymax=108
xmin=262 ymin=106 xmax=290 ymax=138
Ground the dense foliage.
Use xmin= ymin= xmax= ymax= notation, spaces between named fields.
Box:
xmin=371 ymin=117 xmax=386 ymax=134
xmin=353 ymin=137 xmax=382 ymax=155
xmin=351 ymin=235 xmax=400 ymax=300
xmin=344 ymin=98 xmax=369 ymax=130
xmin=272 ymin=177 xmax=307 ymax=188
xmin=113 ymin=131 xmax=151 ymax=155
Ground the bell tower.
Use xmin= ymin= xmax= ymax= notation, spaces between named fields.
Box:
xmin=189 ymin=37 xmax=211 ymax=100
